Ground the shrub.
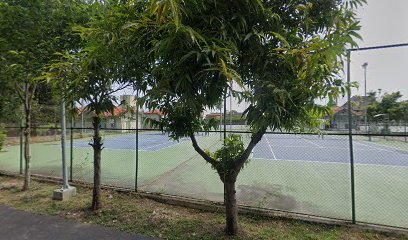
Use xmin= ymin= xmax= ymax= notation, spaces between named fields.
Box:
xmin=0 ymin=128 xmax=6 ymax=151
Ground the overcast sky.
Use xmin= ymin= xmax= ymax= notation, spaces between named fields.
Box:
xmin=349 ymin=0 xmax=408 ymax=102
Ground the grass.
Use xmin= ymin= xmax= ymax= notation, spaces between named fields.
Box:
xmin=0 ymin=175 xmax=407 ymax=240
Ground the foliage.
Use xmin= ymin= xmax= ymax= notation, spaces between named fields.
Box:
xmin=43 ymin=0 xmax=151 ymax=210
xmin=0 ymin=0 xmax=90 ymax=190
xmin=133 ymin=0 xmax=364 ymax=139
xmin=45 ymin=0 xmax=148 ymax=115
xmin=0 ymin=0 xmax=88 ymax=91
xmin=209 ymin=134 xmax=247 ymax=181
xmin=367 ymin=91 xmax=408 ymax=123
xmin=126 ymin=0 xmax=364 ymax=234
xmin=36 ymin=0 xmax=364 ymax=233
xmin=0 ymin=126 xmax=6 ymax=151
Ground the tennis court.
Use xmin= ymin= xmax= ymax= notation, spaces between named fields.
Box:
xmin=253 ymin=134 xmax=408 ymax=166
xmin=73 ymin=132 xmax=408 ymax=167
xmin=73 ymin=132 xmax=193 ymax=151
xmin=0 ymin=131 xmax=408 ymax=228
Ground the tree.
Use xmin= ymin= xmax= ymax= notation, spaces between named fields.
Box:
xmin=129 ymin=0 xmax=364 ymax=235
xmin=0 ymin=0 xmax=87 ymax=190
xmin=46 ymin=0 xmax=148 ymax=210
xmin=367 ymin=91 xmax=407 ymax=124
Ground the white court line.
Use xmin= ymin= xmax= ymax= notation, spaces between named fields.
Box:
xmin=148 ymin=140 xmax=187 ymax=152
xmin=142 ymin=141 xmax=174 ymax=150
xmin=252 ymin=157 xmax=408 ymax=168
xmin=354 ymin=141 xmax=395 ymax=153
xmin=265 ymin=145 xmax=396 ymax=152
xmin=299 ymin=136 xmax=324 ymax=148
xmin=264 ymin=136 xmax=277 ymax=159
xmin=268 ymin=145 xmax=313 ymax=148
xmin=356 ymin=141 xmax=408 ymax=154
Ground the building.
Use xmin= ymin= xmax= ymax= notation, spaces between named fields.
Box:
xmin=142 ymin=110 xmax=163 ymax=129
xmin=76 ymin=106 xmax=144 ymax=131
xmin=327 ymin=106 xmax=363 ymax=130
xmin=326 ymin=96 xmax=372 ymax=131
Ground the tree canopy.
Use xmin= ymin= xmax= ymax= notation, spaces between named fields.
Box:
xmin=123 ymin=0 xmax=364 ymax=235
xmin=0 ymin=0 xmax=89 ymax=190
xmin=367 ymin=91 xmax=408 ymax=123
xmin=45 ymin=0 xmax=151 ymax=210
xmin=134 ymin=0 xmax=363 ymax=137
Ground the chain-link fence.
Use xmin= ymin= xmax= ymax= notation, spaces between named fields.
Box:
xmin=1 ymin=124 xmax=407 ymax=229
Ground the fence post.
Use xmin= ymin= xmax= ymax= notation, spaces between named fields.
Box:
xmin=223 ymin=89 xmax=227 ymax=140
xmin=135 ymin=104 xmax=139 ymax=192
xmin=70 ymin=115 xmax=74 ymax=182
xmin=19 ymin=117 xmax=23 ymax=175
xmin=405 ymin=110 xmax=407 ymax=142
xmin=347 ymin=50 xmax=356 ymax=224
xmin=223 ymin=89 xmax=227 ymax=205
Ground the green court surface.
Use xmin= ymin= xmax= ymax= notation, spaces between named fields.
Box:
xmin=0 ymin=133 xmax=407 ymax=229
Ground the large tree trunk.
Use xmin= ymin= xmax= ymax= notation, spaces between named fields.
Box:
xmin=225 ymin=177 xmax=238 ymax=235
xmin=91 ymin=116 xmax=102 ymax=210
xmin=22 ymin=103 xmax=31 ymax=191
xmin=190 ymin=131 xmax=266 ymax=236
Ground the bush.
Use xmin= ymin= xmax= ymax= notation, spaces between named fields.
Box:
xmin=0 ymin=128 xmax=6 ymax=151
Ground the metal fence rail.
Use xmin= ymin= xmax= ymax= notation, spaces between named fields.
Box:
xmin=0 ymin=125 xmax=407 ymax=229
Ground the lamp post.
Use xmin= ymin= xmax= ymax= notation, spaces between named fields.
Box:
xmin=362 ymin=62 xmax=368 ymax=137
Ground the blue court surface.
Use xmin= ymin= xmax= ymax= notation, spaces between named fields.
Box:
xmin=73 ymin=132 xmax=192 ymax=151
xmin=73 ymin=132 xmax=408 ymax=167
xmin=253 ymin=134 xmax=408 ymax=167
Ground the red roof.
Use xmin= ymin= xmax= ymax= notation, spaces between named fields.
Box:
xmin=144 ymin=110 xmax=163 ymax=116
xmin=101 ymin=107 xmax=128 ymax=117
xmin=332 ymin=106 xmax=343 ymax=114
xmin=332 ymin=107 xmax=363 ymax=117
xmin=206 ymin=113 xmax=222 ymax=118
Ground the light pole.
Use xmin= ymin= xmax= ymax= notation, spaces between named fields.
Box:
xmin=362 ymin=62 xmax=368 ymax=136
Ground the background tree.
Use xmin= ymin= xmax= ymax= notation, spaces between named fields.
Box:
xmin=367 ymin=91 xmax=407 ymax=123
xmin=130 ymin=0 xmax=364 ymax=235
xmin=46 ymin=0 xmax=148 ymax=210
xmin=0 ymin=0 xmax=87 ymax=190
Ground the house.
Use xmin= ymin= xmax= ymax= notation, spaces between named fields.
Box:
xmin=75 ymin=106 xmax=144 ymax=131
xmin=327 ymin=106 xmax=363 ymax=130
xmin=142 ymin=110 xmax=163 ymax=129
xmin=75 ymin=95 xmax=145 ymax=131
xmin=205 ymin=113 xmax=222 ymax=119
xmin=326 ymin=96 xmax=372 ymax=131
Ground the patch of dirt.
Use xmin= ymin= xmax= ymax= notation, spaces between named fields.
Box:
xmin=139 ymin=169 xmax=223 ymax=202
xmin=139 ymin=143 xmax=224 ymax=201
xmin=237 ymin=183 xmax=297 ymax=211
xmin=62 ymin=210 xmax=86 ymax=220
xmin=0 ymin=178 xmax=21 ymax=191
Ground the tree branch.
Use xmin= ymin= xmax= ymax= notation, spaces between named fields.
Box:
xmin=106 ymin=82 xmax=131 ymax=96
xmin=190 ymin=134 xmax=218 ymax=166
xmin=15 ymin=84 xmax=25 ymax=103
xmin=233 ymin=127 xmax=267 ymax=174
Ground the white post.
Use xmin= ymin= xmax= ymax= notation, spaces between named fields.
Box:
xmin=53 ymin=100 xmax=76 ymax=200
xmin=61 ymin=101 xmax=69 ymax=189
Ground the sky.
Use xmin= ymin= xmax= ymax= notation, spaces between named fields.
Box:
xmin=349 ymin=0 xmax=408 ymax=102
